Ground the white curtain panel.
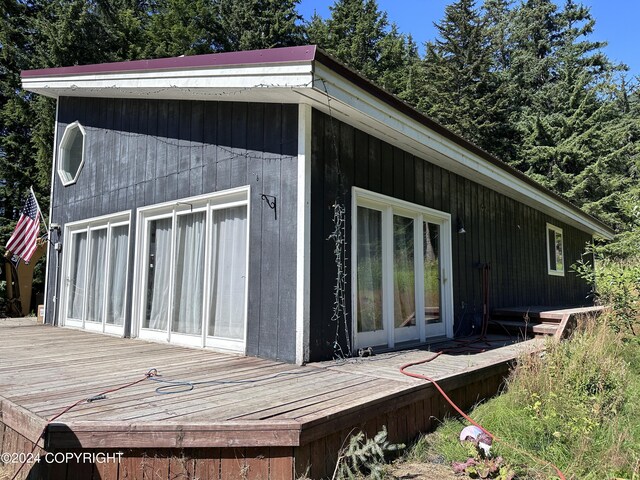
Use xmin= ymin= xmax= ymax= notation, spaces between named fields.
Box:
xmin=106 ymin=225 xmax=129 ymax=325
xmin=356 ymin=207 xmax=383 ymax=333
xmin=146 ymin=218 xmax=172 ymax=330
xmin=87 ymin=229 xmax=108 ymax=322
xmin=209 ymin=206 xmax=247 ymax=340
xmin=173 ymin=212 xmax=205 ymax=335
xmin=67 ymin=232 xmax=87 ymax=320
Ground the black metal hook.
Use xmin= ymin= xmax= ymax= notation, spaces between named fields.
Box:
xmin=261 ymin=194 xmax=277 ymax=220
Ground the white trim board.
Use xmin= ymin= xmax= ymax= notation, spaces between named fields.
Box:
xmin=295 ymin=104 xmax=312 ymax=365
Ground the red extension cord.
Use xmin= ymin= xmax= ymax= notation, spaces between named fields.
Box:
xmin=399 ymin=351 xmax=567 ymax=480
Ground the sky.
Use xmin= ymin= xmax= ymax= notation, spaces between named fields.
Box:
xmin=298 ymin=0 xmax=640 ymax=79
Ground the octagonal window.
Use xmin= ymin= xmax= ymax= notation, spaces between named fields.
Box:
xmin=58 ymin=121 xmax=86 ymax=185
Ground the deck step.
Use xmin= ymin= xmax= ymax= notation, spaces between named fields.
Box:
xmin=489 ymin=319 xmax=558 ymax=337
xmin=491 ymin=309 xmax=563 ymax=323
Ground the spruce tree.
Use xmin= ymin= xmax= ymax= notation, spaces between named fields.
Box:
xmin=307 ymin=0 xmax=419 ymax=96
xmin=215 ymin=0 xmax=305 ymax=52
xmin=418 ymin=0 xmax=514 ymax=159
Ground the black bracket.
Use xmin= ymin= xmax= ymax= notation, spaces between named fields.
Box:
xmin=261 ymin=194 xmax=277 ymax=220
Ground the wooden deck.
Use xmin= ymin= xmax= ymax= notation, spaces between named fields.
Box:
xmin=0 ymin=319 xmax=542 ymax=479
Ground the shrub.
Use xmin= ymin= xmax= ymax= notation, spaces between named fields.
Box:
xmin=573 ymin=250 xmax=640 ymax=335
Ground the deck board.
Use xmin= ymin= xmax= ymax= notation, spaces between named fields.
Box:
xmin=0 ymin=320 xmax=542 ymax=449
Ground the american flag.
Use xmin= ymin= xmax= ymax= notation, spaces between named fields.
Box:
xmin=5 ymin=190 xmax=42 ymax=262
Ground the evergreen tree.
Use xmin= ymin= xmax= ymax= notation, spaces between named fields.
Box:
xmin=510 ymin=1 xmax=623 ymax=196
xmin=144 ymin=0 xmax=218 ymax=58
xmin=307 ymin=0 xmax=419 ymax=96
xmin=144 ymin=0 xmax=304 ymax=58
xmin=418 ymin=0 xmax=514 ymax=159
xmin=215 ymin=0 xmax=305 ymax=52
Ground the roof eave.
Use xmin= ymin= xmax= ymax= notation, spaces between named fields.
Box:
xmin=20 ymin=45 xmax=615 ymax=240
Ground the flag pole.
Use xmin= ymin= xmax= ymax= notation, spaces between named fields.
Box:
xmin=30 ymin=186 xmax=49 ymax=234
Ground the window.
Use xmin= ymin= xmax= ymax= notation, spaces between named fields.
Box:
xmin=546 ymin=223 xmax=564 ymax=276
xmin=62 ymin=213 xmax=130 ymax=334
xmin=135 ymin=187 xmax=249 ymax=352
xmin=58 ymin=121 xmax=86 ymax=185
xmin=352 ymin=188 xmax=453 ymax=350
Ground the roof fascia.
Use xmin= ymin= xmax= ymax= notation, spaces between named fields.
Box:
xmin=21 ymin=62 xmax=315 ymax=100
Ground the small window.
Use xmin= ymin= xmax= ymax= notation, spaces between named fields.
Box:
xmin=546 ymin=223 xmax=564 ymax=276
xmin=58 ymin=121 xmax=86 ymax=185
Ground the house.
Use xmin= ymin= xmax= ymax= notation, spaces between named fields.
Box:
xmin=21 ymin=45 xmax=614 ymax=365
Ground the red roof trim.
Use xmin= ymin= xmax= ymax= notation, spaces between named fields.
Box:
xmin=21 ymin=45 xmax=317 ymax=78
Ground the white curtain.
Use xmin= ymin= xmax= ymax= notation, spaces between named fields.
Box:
xmin=106 ymin=225 xmax=129 ymax=325
xmin=209 ymin=206 xmax=247 ymax=340
xmin=173 ymin=212 xmax=205 ymax=335
xmin=87 ymin=229 xmax=108 ymax=322
xmin=67 ymin=232 xmax=87 ymax=319
xmin=145 ymin=218 xmax=172 ymax=330
xmin=356 ymin=207 xmax=383 ymax=332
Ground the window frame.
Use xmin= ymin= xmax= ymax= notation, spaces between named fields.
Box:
xmin=546 ymin=223 xmax=565 ymax=277
xmin=60 ymin=211 xmax=131 ymax=336
xmin=57 ymin=121 xmax=87 ymax=186
xmin=351 ymin=187 xmax=454 ymax=350
xmin=132 ymin=186 xmax=251 ymax=353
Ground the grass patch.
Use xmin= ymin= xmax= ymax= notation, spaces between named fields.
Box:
xmin=402 ymin=319 xmax=640 ymax=479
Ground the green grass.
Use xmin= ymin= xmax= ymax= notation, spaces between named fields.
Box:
xmin=402 ymin=319 xmax=640 ymax=479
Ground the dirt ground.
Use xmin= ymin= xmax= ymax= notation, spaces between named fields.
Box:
xmin=386 ymin=460 xmax=470 ymax=479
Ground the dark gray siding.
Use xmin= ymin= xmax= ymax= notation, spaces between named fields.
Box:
xmin=310 ymin=109 xmax=593 ymax=361
xmin=46 ymin=97 xmax=298 ymax=362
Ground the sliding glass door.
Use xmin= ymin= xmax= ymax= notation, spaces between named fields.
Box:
xmin=138 ymin=188 xmax=249 ymax=352
xmin=63 ymin=214 xmax=130 ymax=335
xmin=353 ymin=188 xmax=452 ymax=350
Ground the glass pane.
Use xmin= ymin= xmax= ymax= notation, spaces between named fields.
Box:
xmin=173 ymin=212 xmax=206 ymax=335
xmin=209 ymin=206 xmax=248 ymax=340
xmin=67 ymin=232 xmax=87 ymax=320
xmin=357 ymin=207 xmax=383 ymax=333
xmin=67 ymin=128 xmax=84 ymax=175
xmin=393 ymin=215 xmax=416 ymax=329
xmin=424 ymin=222 xmax=441 ymax=324
xmin=106 ymin=225 xmax=129 ymax=325
xmin=548 ymin=229 xmax=556 ymax=270
xmin=555 ymin=231 xmax=563 ymax=271
xmin=144 ymin=218 xmax=172 ymax=330
xmin=86 ymin=229 xmax=107 ymax=323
